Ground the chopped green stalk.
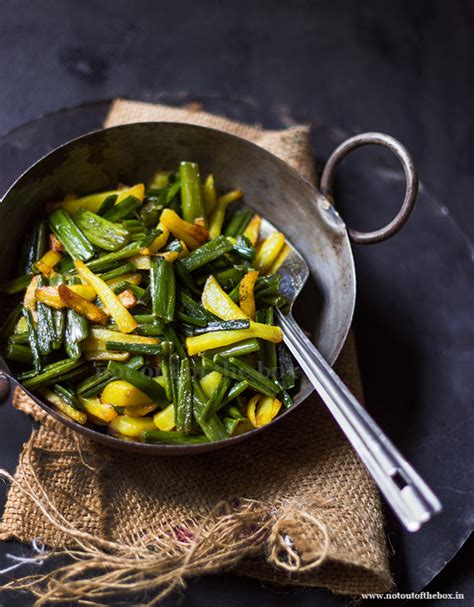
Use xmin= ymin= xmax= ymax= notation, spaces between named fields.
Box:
xmin=160 ymin=352 xmax=174 ymax=402
xmin=255 ymin=283 xmax=281 ymax=299
xmin=150 ymin=257 xmax=175 ymax=322
xmin=130 ymin=232 xmax=146 ymax=242
xmin=181 ymin=236 xmax=234 ymax=272
xmin=110 ymin=280 xmax=131 ymax=294
xmin=53 ymin=383 xmax=82 ymax=409
xmin=226 ymin=404 xmax=246 ymax=420
xmin=261 ymin=294 xmax=287 ymax=308
xmin=192 ymin=378 xmax=228 ymax=441
xmin=124 ymin=284 xmax=145 ymax=300
xmin=77 ymin=355 xmax=144 ymax=397
xmin=176 ymin=358 xmax=193 ymax=433
xmin=204 ymin=338 xmax=260 ymax=359
xmin=179 ymin=290 xmax=208 ymax=321
xmin=168 ymin=352 xmax=180 ymax=405
xmin=23 ymin=309 xmax=42 ymax=372
xmin=174 ymin=260 xmax=200 ymax=294
xmin=54 ymin=364 xmax=90 ymax=385
xmin=86 ymin=242 xmax=142 ymax=272
xmin=279 ymin=389 xmax=294 ymax=409
xmin=223 ymin=209 xmax=252 ymax=238
xmin=50 ymin=274 xmax=65 ymax=350
xmin=179 ymin=162 xmax=206 ymax=225
xmin=36 ymin=278 xmax=55 ymax=356
xmin=176 ymin=310 xmax=207 ymax=327
xmin=139 ymin=198 xmax=163 ymax=227
xmin=163 ymin=179 xmax=181 ymax=205
xmin=215 ymin=266 xmax=246 ymax=291
xmin=64 ymin=276 xmax=89 ymax=359
xmin=107 ymin=361 xmax=168 ymax=404
xmin=0 ymin=305 xmax=22 ymax=342
xmin=65 ymin=309 xmax=88 ymax=359
xmin=100 ymin=263 xmax=136 ymax=281
xmin=221 ymin=380 xmax=249 ymax=406
xmin=132 ymin=314 xmax=156 ymax=324
xmin=75 ymin=209 xmax=130 ymax=251
xmin=57 ymin=255 xmax=74 ymax=273
xmin=162 ymin=325 xmax=186 ymax=359
xmin=201 ymin=376 xmax=231 ymax=420
xmin=49 ymin=208 xmax=95 ymax=261
xmin=255 ymin=308 xmax=267 ymax=369
xmin=254 ymin=274 xmax=280 ymax=293
xmin=232 ymin=235 xmax=255 ymax=261
xmin=103 ymin=195 xmax=141 ymax=222
xmin=135 ymin=322 xmax=165 ymax=336
xmin=22 ymin=358 xmax=84 ymax=390
xmin=209 ymin=254 xmax=234 ymax=272
xmin=223 ymin=417 xmax=239 ymax=435
xmin=142 ymin=430 xmax=207 ymax=445
xmin=277 ymin=343 xmax=296 ymax=390
xmin=193 ymin=319 xmax=250 ymax=335
xmin=8 ymin=332 xmax=29 ymax=344
xmin=34 ymin=220 xmax=48 ymax=262
xmin=228 ymin=283 xmax=240 ymax=303
xmin=0 ymin=274 xmax=33 ymax=295
xmin=213 ymin=355 xmax=280 ymax=397
xmin=121 ymin=219 xmax=143 ymax=231
xmin=97 ymin=194 xmax=118 ymax=217
xmin=133 ymin=284 xmax=149 ymax=305
xmin=5 ymin=343 xmax=33 ymax=365
xmin=125 ymin=228 xmax=147 ymax=242
xmin=106 ymin=341 xmax=171 ymax=356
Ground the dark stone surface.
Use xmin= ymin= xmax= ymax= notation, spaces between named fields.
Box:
xmin=0 ymin=1 xmax=472 ymax=605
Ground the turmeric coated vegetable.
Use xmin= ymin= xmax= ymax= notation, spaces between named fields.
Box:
xmin=243 ymin=214 xmax=261 ymax=246
xmin=34 ymin=250 xmax=62 ymax=276
xmin=74 ymin=260 xmax=138 ymax=333
xmin=41 ymin=389 xmax=87 ymax=424
xmin=186 ymin=322 xmax=283 ymax=356
xmin=79 ymin=397 xmax=117 ymax=423
xmin=247 ymin=394 xmax=282 ymax=427
xmin=202 ymin=275 xmax=247 ymax=321
xmin=202 ymin=174 xmax=217 ymax=215
xmin=153 ymin=404 xmax=176 ymax=431
xmin=239 ymin=270 xmax=259 ymax=320
xmin=254 ymin=232 xmax=285 ymax=273
xmin=101 ymin=380 xmax=153 ymax=407
xmin=109 ymin=415 xmax=156 ymax=438
xmin=36 ymin=284 xmax=95 ymax=309
xmin=57 ymin=284 xmax=108 ymax=325
xmin=160 ymin=208 xmax=208 ymax=250
xmin=208 ymin=191 xmax=243 ymax=239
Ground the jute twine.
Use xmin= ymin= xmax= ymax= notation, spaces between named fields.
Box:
xmin=0 ymin=99 xmax=392 ymax=605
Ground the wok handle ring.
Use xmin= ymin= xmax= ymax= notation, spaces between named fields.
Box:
xmin=320 ymin=132 xmax=418 ymax=244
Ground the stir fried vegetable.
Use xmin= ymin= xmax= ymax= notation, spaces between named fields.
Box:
xmin=1 ymin=163 xmax=300 ymax=444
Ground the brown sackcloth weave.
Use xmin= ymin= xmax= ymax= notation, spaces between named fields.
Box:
xmin=0 ymin=99 xmax=392 ymax=603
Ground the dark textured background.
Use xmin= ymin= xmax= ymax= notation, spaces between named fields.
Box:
xmin=0 ymin=1 xmax=472 ymax=605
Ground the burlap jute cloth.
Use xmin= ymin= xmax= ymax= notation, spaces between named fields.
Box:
xmin=0 ymin=99 xmax=392 ymax=604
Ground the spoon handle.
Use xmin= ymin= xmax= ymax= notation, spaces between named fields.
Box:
xmin=278 ymin=311 xmax=442 ymax=531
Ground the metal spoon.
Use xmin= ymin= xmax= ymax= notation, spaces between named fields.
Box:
xmin=258 ymin=220 xmax=442 ymax=533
